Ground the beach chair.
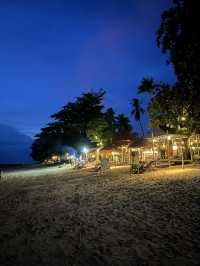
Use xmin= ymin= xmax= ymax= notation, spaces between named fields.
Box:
xmin=74 ymin=161 xmax=85 ymax=170
xmin=130 ymin=162 xmax=145 ymax=174
xmin=130 ymin=160 xmax=155 ymax=174
xmin=98 ymin=158 xmax=110 ymax=175
xmin=130 ymin=150 xmax=145 ymax=174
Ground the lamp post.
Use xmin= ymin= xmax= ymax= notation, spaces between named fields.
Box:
xmin=195 ymin=135 xmax=199 ymax=156
xmin=181 ymin=146 xmax=184 ymax=169
xmin=82 ymin=147 xmax=88 ymax=161
xmin=152 ymin=131 xmax=155 ymax=162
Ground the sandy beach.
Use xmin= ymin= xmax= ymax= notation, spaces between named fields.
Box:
xmin=0 ymin=165 xmax=200 ymax=265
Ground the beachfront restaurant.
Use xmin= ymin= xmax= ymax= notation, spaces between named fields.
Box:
xmin=87 ymin=144 xmax=130 ymax=166
xmin=87 ymin=147 xmax=120 ymax=164
xmin=129 ymin=134 xmax=200 ymax=164
xmin=87 ymin=134 xmax=200 ymax=166
xmin=188 ymin=134 xmax=200 ymax=160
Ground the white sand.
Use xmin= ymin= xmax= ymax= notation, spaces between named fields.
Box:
xmin=0 ymin=165 xmax=200 ymax=265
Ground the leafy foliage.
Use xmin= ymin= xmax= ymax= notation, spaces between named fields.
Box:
xmin=114 ymin=114 xmax=133 ymax=141
xmin=157 ymin=0 xmax=200 ymax=87
xmin=136 ymin=78 xmax=196 ymax=134
xmin=86 ymin=107 xmax=119 ymax=147
xmin=51 ymin=89 xmax=105 ymax=135
xmin=133 ymin=1 xmax=200 ymax=136
xmin=31 ymin=90 xmax=105 ymax=161
xmin=157 ymin=0 xmax=200 ymax=130
xmin=86 ymin=118 xmax=112 ymax=147
xmin=31 ymin=90 xmax=134 ymax=162
xmin=137 ymin=78 xmax=155 ymax=94
xmin=131 ymin=98 xmax=145 ymax=136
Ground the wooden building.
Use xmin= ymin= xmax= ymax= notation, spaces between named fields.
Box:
xmin=87 ymin=139 xmax=132 ymax=166
xmin=129 ymin=133 xmax=200 ymax=164
xmin=87 ymin=134 xmax=200 ymax=166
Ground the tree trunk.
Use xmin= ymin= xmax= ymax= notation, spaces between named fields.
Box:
xmin=183 ymin=138 xmax=190 ymax=160
xmin=139 ymin=120 xmax=145 ymax=137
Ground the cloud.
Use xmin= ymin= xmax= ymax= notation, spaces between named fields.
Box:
xmin=0 ymin=124 xmax=33 ymax=164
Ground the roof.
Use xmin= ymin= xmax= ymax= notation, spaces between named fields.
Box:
xmin=88 ymin=146 xmax=118 ymax=153
xmin=129 ymin=138 xmax=149 ymax=148
xmin=87 ymin=147 xmax=99 ymax=154
xmin=152 ymin=134 xmax=188 ymax=141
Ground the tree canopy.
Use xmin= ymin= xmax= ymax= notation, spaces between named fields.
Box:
xmin=114 ymin=114 xmax=133 ymax=142
xmin=133 ymin=0 xmax=200 ymax=136
xmin=157 ymin=0 xmax=200 ymax=88
xmin=31 ymin=90 xmax=134 ymax=162
xmin=157 ymin=0 xmax=200 ymax=130
xmin=131 ymin=98 xmax=145 ymax=136
xmin=136 ymin=78 xmax=197 ymax=135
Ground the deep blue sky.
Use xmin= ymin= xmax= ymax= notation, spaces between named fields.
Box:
xmin=0 ymin=0 xmax=175 ymax=163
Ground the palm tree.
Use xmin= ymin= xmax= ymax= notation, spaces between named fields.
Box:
xmin=115 ymin=114 xmax=132 ymax=140
xmin=131 ymin=98 xmax=145 ymax=136
xmin=137 ymin=78 xmax=155 ymax=94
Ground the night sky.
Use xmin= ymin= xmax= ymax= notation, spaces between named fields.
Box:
xmin=0 ymin=0 xmax=175 ymax=163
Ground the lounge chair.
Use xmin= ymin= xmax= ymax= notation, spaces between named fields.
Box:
xmin=130 ymin=161 xmax=154 ymax=174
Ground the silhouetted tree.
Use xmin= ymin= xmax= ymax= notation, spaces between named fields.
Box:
xmin=137 ymin=78 xmax=155 ymax=94
xmin=104 ymin=108 xmax=116 ymax=133
xmin=157 ymin=0 xmax=200 ymax=129
xmin=131 ymin=98 xmax=145 ymax=136
xmin=136 ymin=78 xmax=195 ymax=134
xmin=86 ymin=117 xmax=112 ymax=147
xmin=31 ymin=90 xmax=135 ymax=162
xmin=51 ymin=89 xmax=106 ymax=136
xmin=157 ymin=0 xmax=200 ymax=88
xmin=31 ymin=90 xmax=106 ymax=162
xmin=115 ymin=114 xmax=133 ymax=141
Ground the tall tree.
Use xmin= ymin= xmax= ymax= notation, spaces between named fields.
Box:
xmin=32 ymin=89 xmax=136 ymax=162
xmin=31 ymin=90 xmax=106 ymax=162
xmin=157 ymin=0 xmax=200 ymax=88
xmin=86 ymin=118 xmax=112 ymax=147
xmin=115 ymin=114 xmax=133 ymax=141
xmin=136 ymin=78 xmax=195 ymax=134
xmin=157 ymin=0 xmax=200 ymax=128
xmin=104 ymin=107 xmax=117 ymax=139
xmin=104 ymin=108 xmax=116 ymax=130
xmin=137 ymin=78 xmax=155 ymax=94
xmin=131 ymin=98 xmax=145 ymax=136
xmin=51 ymin=89 xmax=105 ymax=136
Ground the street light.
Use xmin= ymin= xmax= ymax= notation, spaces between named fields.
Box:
xmin=167 ymin=136 xmax=171 ymax=141
xmin=82 ymin=147 xmax=88 ymax=153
